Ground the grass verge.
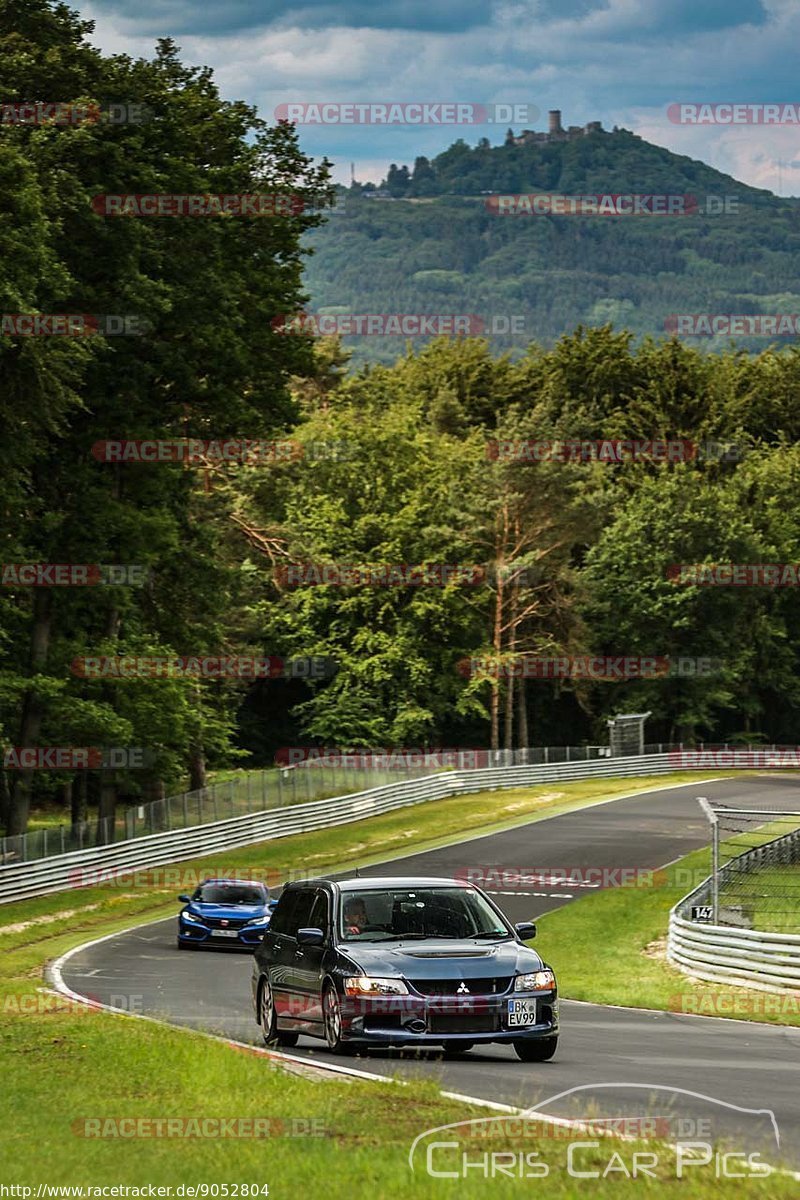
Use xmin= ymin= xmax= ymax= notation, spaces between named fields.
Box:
xmin=538 ymin=844 xmax=800 ymax=1026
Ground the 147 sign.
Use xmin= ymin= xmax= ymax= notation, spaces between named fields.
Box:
xmin=691 ymin=905 xmax=714 ymax=921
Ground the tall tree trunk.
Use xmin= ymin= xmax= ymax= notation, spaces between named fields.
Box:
xmin=95 ymin=773 xmax=118 ymax=846
xmin=0 ymin=767 xmax=10 ymax=832
xmin=189 ymin=683 xmax=206 ymax=790
xmin=505 ymin=565 xmax=520 ymax=755
xmin=189 ymin=744 xmax=206 ymax=792
xmin=517 ymin=674 xmax=529 ymax=755
xmin=7 ymin=589 xmax=53 ymax=836
xmin=490 ymin=578 xmax=504 ymax=752
xmin=144 ymin=776 xmax=167 ymax=831
xmin=60 ymin=779 xmax=72 ymax=832
xmin=491 ymin=510 xmax=507 ymax=754
xmin=503 ymin=673 xmax=514 ymax=752
xmin=71 ymin=772 xmax=87 ymax=828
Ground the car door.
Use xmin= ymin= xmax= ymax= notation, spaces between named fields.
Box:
xmin=276 ymin=887 xmax=317 ymax=1025
xmin=265 ymin=889 xmax=300 ymax=1019
xmin=291 ymin=889 xmax=330 ymax=1026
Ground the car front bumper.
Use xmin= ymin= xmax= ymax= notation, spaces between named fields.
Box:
xmin=339 ymin=988 xmax=559 ymax=1044
xmin=178 ymin=919 xmax=266 ymax=948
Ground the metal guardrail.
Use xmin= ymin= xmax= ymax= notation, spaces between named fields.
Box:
xmin=0 ymin=746 xmax=788 ymax=905
xmin=3 ymin=742 xmax=691 ymax=866
xmin=667 ymin=825 xmax=800 ymax=991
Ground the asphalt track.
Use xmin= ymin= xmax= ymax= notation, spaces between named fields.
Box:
xmin=60 ymin=775 xmax=800 ymax=1169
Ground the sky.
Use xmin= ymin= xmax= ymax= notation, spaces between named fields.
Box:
xmin=77 ymin=0 xmax=800 ymax=195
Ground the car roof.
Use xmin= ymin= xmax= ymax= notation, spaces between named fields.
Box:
xmin=285 ymin=876 xmax=470 ymax=892
xmin=198 ymin=878 xmax=267 ymax=888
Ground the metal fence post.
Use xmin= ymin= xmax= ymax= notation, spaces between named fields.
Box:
xmin=697 ymin=796 xmax=718 ymax=923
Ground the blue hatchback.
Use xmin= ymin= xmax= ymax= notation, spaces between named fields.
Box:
xmin=177 ymin=878 xmax=277 ymax=950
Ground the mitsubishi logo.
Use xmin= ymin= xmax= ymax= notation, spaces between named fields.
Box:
xmin=456 ymin=982 xmax=470 ymax=995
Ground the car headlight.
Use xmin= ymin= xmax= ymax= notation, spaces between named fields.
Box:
xmin=514 ymin=970 xmax=555 ymax=992
xmin=181 ymin=910 xmax=202 ymax=924
xmin=245 ymin=916 xmax=270 ymax=927
xmin=343 ymin=976 xmax=409 ymax=996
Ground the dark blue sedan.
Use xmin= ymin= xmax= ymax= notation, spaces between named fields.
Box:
xmin=251 ymin=876 xmax=559 ymax=1060
xmin=177 ymin=878 xmax=277 ymax=949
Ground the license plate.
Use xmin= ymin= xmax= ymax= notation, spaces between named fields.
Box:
xmin=507 ymin=998 xmax=537 ymax=1027
xmin=211 ymin=929 xmax=239 ymax=939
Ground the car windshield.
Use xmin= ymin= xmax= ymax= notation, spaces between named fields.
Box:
xmin=195 ymin=884 xmax=266 ymax=905
xmin=338 ymin=886 xmax=511 ymax=941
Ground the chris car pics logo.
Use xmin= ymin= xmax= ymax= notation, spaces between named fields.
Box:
xmin=409 ymin=1084 xmax=779 ymax=1180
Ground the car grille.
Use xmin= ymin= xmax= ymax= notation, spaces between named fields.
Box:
xmin=203 ymin=916 xmax=248 ymax=930
xmin=412 ymin=977 xmax=513 ymax=996
xmin=428 ymin=1014 xmax=498 ymax=1034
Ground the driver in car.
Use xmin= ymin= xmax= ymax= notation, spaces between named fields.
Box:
xmin=343 ymin=896 xmax=369 ymax=934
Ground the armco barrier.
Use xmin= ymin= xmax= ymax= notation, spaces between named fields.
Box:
xmin=667 ymin=825 xmax=800 ymax=991
xmin=0 ymin=749 xmax=792 ymax=905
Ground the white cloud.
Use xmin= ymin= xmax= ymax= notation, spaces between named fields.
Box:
xmin=77 ymin=0 xmax=800 ymax=193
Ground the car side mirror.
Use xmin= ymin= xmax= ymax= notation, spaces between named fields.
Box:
xmin=178 ymin=894 xmax=191 ymax=903
xmin=268 ymin=899 xmax=279 ymax=909
xmin=515 ymin=921 xmax=536 ymax=940
xmin=297 ymin=927 xmax=325 ymax=946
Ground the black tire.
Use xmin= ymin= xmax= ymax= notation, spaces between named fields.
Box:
xmin=258 ymin=977 xmax=299 ymax=1048
xmin=176 ymin=938 xmax=194 ymax=950
xmin=322 ymin=981 xmax=352 ymax=1054
xmin=513 ymin=1036 xmax=558 ymax=1062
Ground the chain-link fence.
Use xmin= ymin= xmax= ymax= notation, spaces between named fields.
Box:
xmin=2 ymin=740 xmax=691 ymax=866
xmin=699 ymin=798 xmax=800 ymax=933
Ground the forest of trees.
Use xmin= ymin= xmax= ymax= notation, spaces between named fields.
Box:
xmin=3 ymin=2 xmax=800 ymax=836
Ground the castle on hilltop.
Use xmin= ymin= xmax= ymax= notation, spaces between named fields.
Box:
xmin=511 ymin=110 xmax=603 ymax=146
